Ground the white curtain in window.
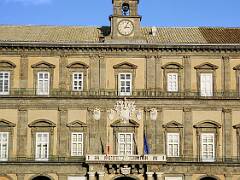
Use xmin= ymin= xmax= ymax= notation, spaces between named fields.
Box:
xmin=0 ymin=132 xmax=9 ymax=161
xmin=167 ymin=73 xmax=178 ymax=92
xmin=200 ymin=73 xmax=213 ymax=96
xmin=0 ymin=72 xmax=10 ymax=95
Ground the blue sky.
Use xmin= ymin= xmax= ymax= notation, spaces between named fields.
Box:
xmin=0 ymin=0 xmax=239 ymax=27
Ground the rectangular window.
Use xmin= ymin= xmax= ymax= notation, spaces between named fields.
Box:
xmin=35 ymin=132 xmax=49 ymax=161
xmin=72 ymin=73 xmax=83 ymax=91
xmin=167 ymin=73 xmax=178 ymax=92
xmin=0 ymin=72 xmax=10 ymax=95
xmin=200 ymin=73 xmax=213 ymax=96
xmin=37 ymin=72 xmax=50 ymax=95
xmin=118 ymin=133 xmax=133 ymax=155
xmin=167 ymin=133 xmax=180 ymax=157
xmin=71 ymin=133 xmax=83 ymax=156
xmin=0 ymin=132 xmax=9 ymax=161
xmin=201 ymin=133 xmax=215 ymax=162
xmin=118 ymin=73 xmax=132 ymax=96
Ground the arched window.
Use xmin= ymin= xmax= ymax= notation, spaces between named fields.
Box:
xmin=32 ymin=176 xmax=51 ymax=180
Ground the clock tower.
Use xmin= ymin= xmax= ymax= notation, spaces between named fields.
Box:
xmin=110 ymin=0 xmax=142 ymax=40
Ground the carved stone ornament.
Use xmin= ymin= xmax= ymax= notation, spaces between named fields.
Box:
xmin=93 ymin=108 xmax=101 ymax=121
xmin=121 ymin=166 xmax=131 ymax=175
xmin=136 ymin=110 xmax=142 ymax=121
xmin=150 ymin=108 xmax=158 ymax=121
xmin=115 ymin=99 xmax=136 ymax=123
xmin=108 ymin=109 xmax=115 ymax=121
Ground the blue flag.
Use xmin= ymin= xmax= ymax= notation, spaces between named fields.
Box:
xmin=144 ymin=133 xmax=150 ymax=154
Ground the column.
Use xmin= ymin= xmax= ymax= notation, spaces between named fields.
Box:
xmin=183 ymin=56 xmax=191 ymax=93
xmin=222 ymin=56 xmax=230 ymax=93
xmin=58 ymin=107 xmax=68 ymax=157
xmin=20 ymin=54 xmax=28 ymax=89
xmin=185 ymin=174 xmax=192 ymax=180
xmin=88 ymin=172 xmax=96 ymax=180
xmin=223 ymin=108 xmax=232 ymax=159
xmin=97 ymin=172 xmax=105 ymax=180
xmin=146 ymin=172 xmax=154 ymax=180
xmin=90 ymin=55 xmax=100 ymax=90
xmin=146 ymin=56 xmax=156 ymax=90
xmin=183 ymin=107 xmax=193 ymax=158
xmin=156 ymin=172 xmax=164 ymax=180
xmin=59 ymin=55 xmax=68 ymax=91
xmin=17 ymin=174 xmax=25 ymax=180
xmin=17 ymin=108 xmax=28 ymax=157
xmin=155 ymin=56 xmax=162 ymax=91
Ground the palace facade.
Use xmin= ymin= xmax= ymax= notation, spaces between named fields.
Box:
xmin=1 ymin=0 xmax=240 ymax=180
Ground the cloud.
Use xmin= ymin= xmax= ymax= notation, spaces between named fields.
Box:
xmin=4 ymin=0 xmax=52 ymax=5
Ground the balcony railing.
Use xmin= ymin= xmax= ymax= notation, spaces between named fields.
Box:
xmin=1 ymin=156 xmax=240 ymax=164
xmin=1 ymin=88 xmax=240 ymax=99
xmin=85 ymin=154 xmax=166 ymax=162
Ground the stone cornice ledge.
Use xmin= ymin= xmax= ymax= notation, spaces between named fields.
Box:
xmin=0 ymin=42 xmax=240 ymax=51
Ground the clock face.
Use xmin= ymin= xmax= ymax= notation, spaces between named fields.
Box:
xmin=118 ymin=20 xmax=134 ymax=36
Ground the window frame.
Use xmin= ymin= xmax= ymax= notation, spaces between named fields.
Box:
xmin=72 ymin=72 xmax=84 ymax=92
xmin=162 ymin=62 xmax=183 ymax=93
xmin=118 ymin=73 xmax=132 ymax=96
xmin=0 ymin=132 xmax=9 ymax=161
xmin=117 ymin=132 xmax=133 ymax=156
xmin=37 ymin=71 xmax=50 ymax=95
xmin=200 ymin=73 xmax=213 ymax=97
xmin=200 ymin=133 xmax=215 ymax=162
xmin=0 ymin=71 xmax=10 ymax=95
xmin=167 ymin=73 xmax=178 ymax=92
xmin=35 ymin=132 xmax=49 ymax=161
xmin=167 ymin=132 xmax=180 ymax=157
xmin=194 ymin=120 xmax=220 ymax=162
xmin=71 ymin=132 xmax=84 ymax=156
xmin=194 ymin=62 xmax=218 ymax=97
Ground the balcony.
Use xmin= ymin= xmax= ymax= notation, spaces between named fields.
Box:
xmin=85 ymin=154 xmax=166 ymax=163
xmin=1 ymin=88 xmax=240 ymax=99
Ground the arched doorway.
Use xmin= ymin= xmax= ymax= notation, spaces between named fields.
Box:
xmin=114 ymin=177 xmax=136 ymax=180
xmin=32 ymin=176 xmax=51 ymax=180
xmin=200 ymin=177 xmax=217 ymax=180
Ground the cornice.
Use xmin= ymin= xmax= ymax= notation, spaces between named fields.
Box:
xmin=0 ymin=42 xmax=240 ymax=53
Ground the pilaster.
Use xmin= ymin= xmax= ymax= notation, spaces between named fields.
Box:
xmin=155 ymin=56 xmax=162 ymax=90
xmin=58 ymin=174 xmax=67 ymax=180
xmin=17 ymin=174 xmax=25 ymax=180
xmin=58 ymin=107 xmax=69 ymax=157
xmin=17 ymin=108 xmax=28 ymax=157
xmin=156 ymin=172 xmax=164 ymax=180
xmin=222 ymin=56 xmax=231 ymax=92
xmin=183 ymin=107 xmax=193 ymax=157
xmin=146 ymin=172 xmax=154 ymax=180
xmin=90 ymin=55 xmax=100 ymax=90
xmin=223 ymin=108 xmax=232 ymax=158
xmin=225 ymin=174 xmax=232 ymax=180
xmin=183 ymin=56 xmax=191 ymax=93
xmin=146 ymin=56 xmax=156 ymax=89
xmin=20 ymin=55 xmax=28 ymax=88
xmin=59 ymin=55 xmax=68 ymax=91
xmin=97 ymin=172 xmax=105 ymax=180
xmin=99 ymin=56 xmax=106 ymax=90
xmin=88 ymin=172 xmax=96 ymax=180
xmin=185 ymin=174 xmax=192 ymax=180
xmin=155 ymin=108 xmax=163 ymax=154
